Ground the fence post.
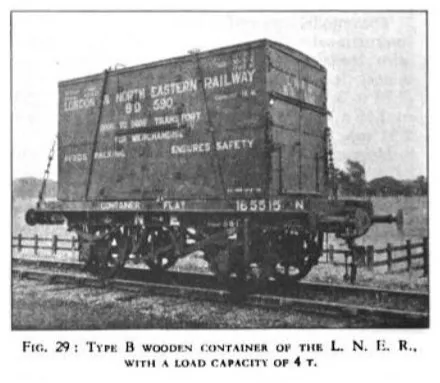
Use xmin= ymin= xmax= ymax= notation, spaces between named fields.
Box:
xmin=386 ymin=243 xmax=392 ymax=272
xmin=406 ymin=239 xmax=412 ymax=271
xmin=52 ymin=235 xmax=58 ymax=255
xmin=366 ymin=245 xmax=374 ymax=271
xmin=329 ymin=245 xmax=334 ymax=264
xmin=71 ymin=237 xmax=76 ymax=253
xmin=350 ymin=260 xmax=357 ymax=284
xmin=350 ymin=248 xmax=359 ymax=284
xmin=343 ymin=251 xmax=349 ymax=282
xmin=356 ymin=246 xmax=366 ymax=266
xmin=423 ymin=237 xmax=429 ymax=277
xmin=34 ymin=234 xmax=39 ymax=255
xmin=17 ymin=233 xmax=22 ymax=253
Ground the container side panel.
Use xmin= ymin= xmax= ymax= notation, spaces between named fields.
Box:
xmin=58 ymin=45 xmax=267 ymax=201
xmin=58 ymin=143 xmax=92 ymax=200
xmin=267 ymin=47 xmax=326 ymax=108
xmin=269 ymin=102 xmax=300 ymax=193
xmin=300 ymin=110 xmax=326 ymax=193
xmin=59 ymin=79 xmax=104 ymax=147
xmin=267 ymin=45 xmax=327 ymax=195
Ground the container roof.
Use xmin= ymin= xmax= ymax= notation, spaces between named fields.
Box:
xmin=60 ymin=38 xmax=325 ymax=86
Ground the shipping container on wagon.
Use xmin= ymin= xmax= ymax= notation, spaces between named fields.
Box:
xmin=58 ymin=39 xmax=328 ymax=204
xmin=28 ymin=39 xmax=403 ymax=288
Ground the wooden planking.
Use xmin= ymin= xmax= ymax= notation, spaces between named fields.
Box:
xmin=267 ymin=46 xmax=326 ymax=108
xmin=267 ymin=42 xmax=327 ymax=194
xmin=59 ymin=42 xmax=268 ymax=201
xmin=58 ymin=39 xmax=329 ymax=202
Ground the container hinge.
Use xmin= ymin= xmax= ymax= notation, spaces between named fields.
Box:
xmin=325 ymin=126 xmax=337 ymax=199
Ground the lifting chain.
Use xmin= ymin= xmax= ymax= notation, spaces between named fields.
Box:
xmin=37 ymin=135 xmax=57 ymax=209
xmin=85 ymin=69 xmax=110 ymax=200
xmin=325 ymin=127 xmax=337 ymax=199
xmin=191 ymin=51 xmax=229 ymax=203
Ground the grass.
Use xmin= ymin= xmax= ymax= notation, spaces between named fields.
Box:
xmin=307 ymin=264 xmax=428 ymax=292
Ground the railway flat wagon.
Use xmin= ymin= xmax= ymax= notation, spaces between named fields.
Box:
xmin=26 ymin=39 xmax=401 ymax=289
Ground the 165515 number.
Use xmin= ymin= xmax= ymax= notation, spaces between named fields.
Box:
xmin=235 ymin=199 xmax=281 ymax=212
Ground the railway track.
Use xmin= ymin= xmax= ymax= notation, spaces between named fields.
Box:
xmin=12 ymin=257 xmax=428 ymax=327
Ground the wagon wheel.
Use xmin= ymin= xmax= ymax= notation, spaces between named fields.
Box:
xmin=77 ymin=226 xmax=98 ymax=272
xmin=259 ymin=230 xmax=323 ymax=290
xmin=143 ymin=226 xmax=178 ymax=272
xmin=204 ymin=240 xmax=253 ymax=299
xmin=273 ymin=255 xmax=315 ymax=285
xmin=198 ymin=225 xmax=248 ymax=294
xmin=206 ymin=240 xmax=244 ymax=279
xmin=81 ymin=228 xmax=131 ymax=279
xmin=281 ymin=232 xmax=322 ymax=285
xmin=204 ymin=228 xmax=278 ymax=295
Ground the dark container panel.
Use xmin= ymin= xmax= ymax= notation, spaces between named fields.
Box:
xmin=57 ymin=39 xmax=329 ymax=204
xmin=267 ymin=42 xmax=327 ymax=195
xmin=58 ymin=42 xmax=268 ymax=201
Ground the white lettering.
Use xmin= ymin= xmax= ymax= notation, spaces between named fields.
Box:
xmin=149 ymin=70 xmax=256 ymax=98
xmin=154 ymin=112 xmax=201 ymax=127
xmin=115 ymin=88 xmax=145 ymax=103
xmin=150 ymin=79 xmax=197 ymax=98
xmin=216 ymin=139 xmax=254 ymax=151
xmin=100 ymin=201 xmax=141 ymax=210
xmin=131 ymin=131 xmax=183 ymax=143
xmin=247 ymin=69 xmax=256 ymax=82
xmin=64 ymin=97 xmax=95 ymax=112
xmin=171 ymin=139 xmax=254 ymax=155
xmin=130 ymin=118 xmax=148 ymax=128
xmin=203 ymin=70 xmax=257 ymax=90
xmin=153 ymin=97 xmax=173 ymax=111
xmin=171 ymin=143 xmax=211 ymax=154
xmin=64 ymin=153 xmax=88 ymax=163
xmin=100 ymin=123 xmax=115 ymax=132
xmin=163 ymin=201 xmax=186 ymax=210
xmin=94 ymin=151 xmax=126 ymax=159
xmin=295 ymin=200 xmax=305 ymax=210
xmin=235 ymin=199 xmax=281 ymax=212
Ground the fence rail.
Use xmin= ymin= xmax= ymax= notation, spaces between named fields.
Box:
xmin=11 ymin=233 xmax=429 ymax=277
xmin=14 ymin=233 xmax=78 ymax=255
xmin=322 ymin=237 xmax=428 ymax=276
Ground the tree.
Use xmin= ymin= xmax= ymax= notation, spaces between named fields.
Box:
xmin=416 ymin=175 xmax=428 ymax=195
xmin=346 ymin=160 xmax=367 ymax=196
xmin=336 ymin=160 xmax=367 ymax=197
xmin=367 ymin=176 xmax=405 ymax=196
xmin=334 ymin=160 xmax=427 ymax=197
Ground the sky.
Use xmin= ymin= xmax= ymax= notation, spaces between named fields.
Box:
xmin=11 ymin=12 xmax=427 ymax=181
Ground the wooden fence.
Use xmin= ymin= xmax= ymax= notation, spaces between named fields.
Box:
xmin=322 ymin=238 xmax=429 ymax=276
xmin=11 ymin=233 xmax=429 ymax=277
xmin=13 ymin=233 xmax=78 ymax=255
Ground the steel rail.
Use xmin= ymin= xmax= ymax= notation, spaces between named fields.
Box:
xmin=12 ymin=258 xmax=428 ymax=327
xmin=12 ymin=257 xmax=428 ymax=307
